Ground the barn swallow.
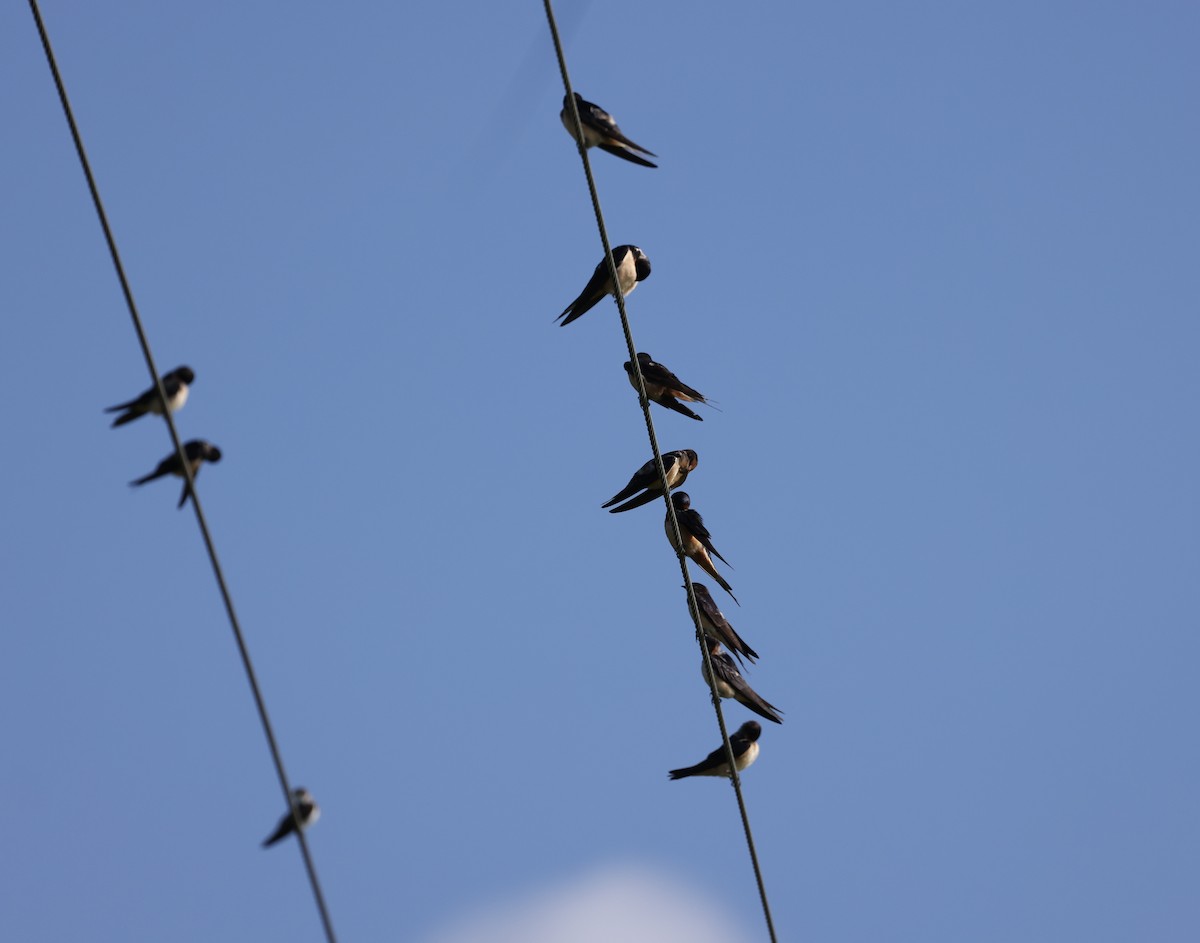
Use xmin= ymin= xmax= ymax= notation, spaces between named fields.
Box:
xmin=262 ymin=787 xmax=320 ymax=848
xmin=666 ymin=492 xmax=737 ymax=604
xmin=702 ymin=639 xmax=783 ymax=724
xmin=129 ymin=439 xmax=222 ymax=509
xmin=602 ymin=449 xmax=697 ymax=513
xmin=624 ymin=353 xmax=712 ymax=422
xmin=668 ymin=721 xmax=762 ymax=780
xmin=560 ymin=92 xmax=657 ymax=168
xmin=556 ymin=245 xmax=651 ymax=326
xmin=688 ymin=583 xmax=758 ymax=666
xmin=104 ymin=366 xmax=195 ymax=427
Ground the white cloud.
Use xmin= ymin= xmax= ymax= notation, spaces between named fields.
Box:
xmin=422 ymin=862 xmax=756 ymax=943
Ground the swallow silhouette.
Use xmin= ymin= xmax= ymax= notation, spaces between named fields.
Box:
xmin=702 ymin=639 xmax=783 ymax=724
xmin=105 ymin=366 xmax=194 ymax=427
xmin=560 ymin=92 xmax=657 ymax=168
xmin=667 ymin=492 xmax=737 ymax=604
xmin=602 ymin=449 xmax=697 ymax=513
xmin=688 ymin=583 xmax=758 ymax=666
xmin=624 ymin=352 xmax=712 ymax=422
xmin=129 ymin=439 xmax=222 ymax=508
xmin=556 ymin=245 xmax=651 ymax=326
xmin=668 ymin=721 xmax=762 ymax=780
xmin=262 ymin=787 xmax=320 ymax=848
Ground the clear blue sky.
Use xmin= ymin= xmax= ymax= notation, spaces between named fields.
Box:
xmin=3 ymin=2 xmax=1198 ymax=941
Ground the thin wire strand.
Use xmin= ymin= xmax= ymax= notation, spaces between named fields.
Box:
xmin=542 ymin=4 xmax=777 ymax=940
xmin=26 ymin=5 xmax=337 ymax=940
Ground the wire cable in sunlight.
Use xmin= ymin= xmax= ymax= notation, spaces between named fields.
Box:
xmin=542 ymin=3 xmax=778 ymax=940
xmin=26 ymin=4 xmax=338 ymax=940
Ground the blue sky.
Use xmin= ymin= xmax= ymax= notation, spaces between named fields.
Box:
xmin=3 ymin=2 xmax=1198 ymax=940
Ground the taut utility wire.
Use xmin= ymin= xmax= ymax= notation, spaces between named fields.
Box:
xmin=26 ymin=4 xmax=337 ymax=941
xmin=542 ymin=3 xmax=777 ymax=940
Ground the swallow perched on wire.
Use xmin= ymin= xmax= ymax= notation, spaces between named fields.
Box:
xmin=129 ymin=439 xmax=222 ymax=509
xmin=689 ymin=583 xmax=758 ymax=666
xmin=702 ymin=639 xmax=783 ymax=724
xmin=560 ymin=92 xmax=657 ymax=168
xmin=556 ymin=245 xmax=651 ymax=326
xmin=668 ymin=721 xmax=762 ymax=781
xmin=262 ymin=787 xmax=320 ymax=848
xmin=602 ymin=449 xmax=698 ymax=513
xmin=624 ymin=353 xmax=712 ymax=422
xmin=666 ymin=492 xmax=737 ymax=604
xmin=104 ymin=366 xmax=195 ymax=428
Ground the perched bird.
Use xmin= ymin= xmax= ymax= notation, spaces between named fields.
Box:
xmin=262 ymin=787 xmax=320 ymax=848
xmin=556 ymin=245 xmax=651 ymax=326
xmin=702 ymin=639 xmax=783 ymax=724
xmin=689 ymin=583 xmax=758 ymax=666
xmin=104 ymin=366 xmax=195 ymax=428
xmin=668 ymin=721 xmax=762 ymax=780
xmin=624 ymin=352 xmax=712 ymax=422
xmin=560 ymin=92 xmax=657 ymax=168
xmin=602 ymin=449 xmax=698 ymax=514
xmin=129 ymin=439 xmax=222 ymax=509
xmin=666 ymin=492 xmax=737 ymax=604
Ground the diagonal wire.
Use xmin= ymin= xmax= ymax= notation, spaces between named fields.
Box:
xmin=26 ymin=4 xmax=337 ymax=940
xmin=542 ymin=3 xmax=777 ymax=940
